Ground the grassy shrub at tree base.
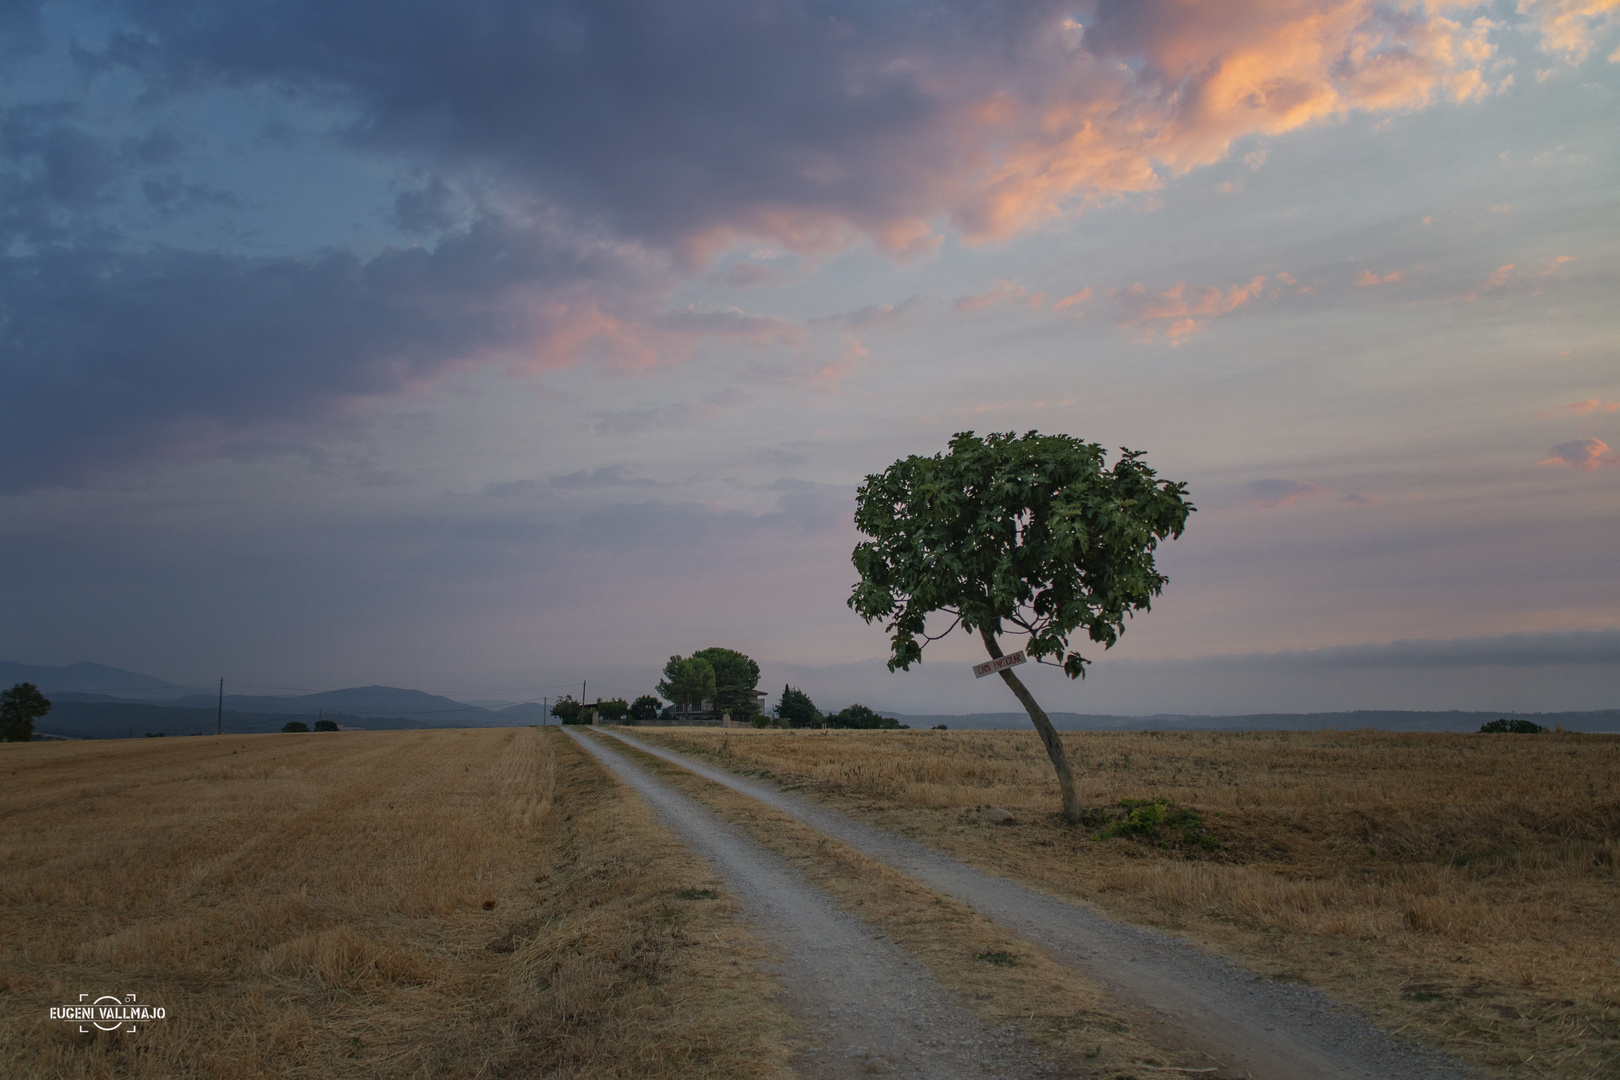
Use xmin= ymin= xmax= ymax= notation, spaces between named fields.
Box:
xmin=1082 ymin=798 xmax=1220 ymax=852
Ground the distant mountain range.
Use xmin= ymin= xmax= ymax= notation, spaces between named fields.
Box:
xmin=5 ymin=661 xmax=550 ymax=738
xmin=9 ymin=660 xmax=1616 ymax=739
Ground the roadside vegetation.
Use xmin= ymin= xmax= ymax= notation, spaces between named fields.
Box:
xmin=631 ymin=725 xmax=1620 ymax=1080
xmin=0 ymin=728 xmax=790 ymax=1079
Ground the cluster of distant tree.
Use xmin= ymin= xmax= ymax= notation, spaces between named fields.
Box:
xmin=773 ymin=685 xmax=906 ymax=729
xmin=548 ymin=696 xmax=630 ymax=725
xmin=539 ymin=649 xmax=906 ymax=731
xmin=280 ymin=719 xmax=341 ymax=733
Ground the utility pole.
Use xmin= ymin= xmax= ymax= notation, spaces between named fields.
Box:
xmin=217 ymin=677 xmax=223 ymax=736
xmin=582 ymin=680 xmax=587 ymax=723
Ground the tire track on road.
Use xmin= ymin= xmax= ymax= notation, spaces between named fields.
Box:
xmin=566 ymin=728 xmax=1072 ymax=1080
xmin=594 ymin=727 xmax=1477 ymax=1080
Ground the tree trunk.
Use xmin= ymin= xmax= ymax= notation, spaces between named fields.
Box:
xmin=980 ymin=628 xmax=1083 ymax=823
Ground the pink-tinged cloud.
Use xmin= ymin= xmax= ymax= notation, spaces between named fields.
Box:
xmin=1522 ymin=0 xmax=1620 ymax=64
xmin=1566 ymin=399 xmax=1620 ymax=414
xmin=1052 ymin=287 xmax=1094 ymax=312
xmin=1245 ymin=478 xmax=1329 ymax=508
xmin=1464 ymin=262 xmax=1516 ymax=301
xmin=1113 ymin=275 xmax=1268 ymax=342
xmin=811 ymin=338 xmax=868 ymax=389
xmin=943 ymin=3 xmax=1509 ymax=243
xmin=1356 ymin=269 xmax=1402 ymax=285
xmin=522 ymin=300 xmax=803 ymax=373
xmin=1543 ymin=438 xmax=1620 ymax=472
xmin=954 ymin=279 xmax=1033 ymax=314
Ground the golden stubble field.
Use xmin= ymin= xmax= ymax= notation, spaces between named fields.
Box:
xmin=0 ymin=728 xmax=791 ymax=1080
xmin=632 ymin=726 xmax=1620 ymax=1080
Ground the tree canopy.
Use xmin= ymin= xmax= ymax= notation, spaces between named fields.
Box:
xmin=1 ymin=682 xmax=51 ymax=742
xmin=550 ymin=695 xmax=583 ymax=724
xmin=628 ymin=695 xmax=663 ymax=724
xmin=824 ymin=704 xmax=907 ymax=730
xmin=691 ymin=647 xmax=762 ymax=719
xmin=657 ymin=655 xmax=718 ymax=711
xmin=774 ymin=685 xmax=820 ymax=728
xmin=848 ymin=431 xmax=1191 ymax=820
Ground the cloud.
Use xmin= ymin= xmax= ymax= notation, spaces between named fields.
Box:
xmin=576 ymin=480 xmax=850 ymax=550
xmin=547 ymin=464 xmax=661 ymax=490
xmin=711 ymin=261 xmax=791 ymax=290
xmin=829 ymin=295 xmax=931 ymax=332
xmin=953 ymin=278 xmax=1035 ymax=314
xmin=588 ymin=387 xmax=749 ymax=436
xmin=1051 ymin=287 xmax=1093 ymax=312
xmin=1521 ymin=0 xmax=1620 ymax=65
xmin=1542 ymin=438 xmax=1619 ymax=472
xmin=1564 ymin=399 xmax=1620 ymax=415
xmin=1112 ymin=275 xmax=1268 ymax=342
xmin=0 ymin=214 xmax=784 ymax=492
xmin=1339 ymin=491 xmax=1384 ymax=505
xmin=388 ymin=175 xmax=458 ymax=234
xmin=4 ymin=2 xmax=1589 ymax=489
xmin=1244 ymin=478 xmax=1328 ymax=508
xmin=88 ymin=1 xmax=1529 ymax=254
xmin=1464 ymin=261 xmax=1517 ymax=301
xmin=1257 ymin=627 xmax=1620 ymax=669
xmin=1356 ymin=269 xmax=1401 ymax=285
xmin=811 ymin=337 xmax=868 ymax=388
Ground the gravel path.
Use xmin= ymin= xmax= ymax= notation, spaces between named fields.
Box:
xmin=595 ymin=727 xmax=1479 ymax=1080
xmin=566 ymin=728 xmax=1073 ymax=1079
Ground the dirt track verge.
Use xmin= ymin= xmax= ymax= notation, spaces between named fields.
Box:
xmin=595 ymin=727 xmax=1478 ymax=1080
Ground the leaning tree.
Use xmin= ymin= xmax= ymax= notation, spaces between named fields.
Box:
xmin=848 ymin=431 xmax=1192 ymax=822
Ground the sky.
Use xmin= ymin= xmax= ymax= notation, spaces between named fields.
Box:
xmin=1 ymin=0 xmax=1617 ymax=716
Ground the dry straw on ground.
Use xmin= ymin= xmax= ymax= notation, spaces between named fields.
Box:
xmin=632 ymin=726 xmax=1620 ymax=1080
xmin=0 ymin=728 xmax=792 ymax=1080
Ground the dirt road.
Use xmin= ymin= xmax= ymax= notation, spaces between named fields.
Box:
xmin=566 ymin=728 xmax=1064 ymax=1079
xmin=593 ymin=727 xmax=1477 ymax=1080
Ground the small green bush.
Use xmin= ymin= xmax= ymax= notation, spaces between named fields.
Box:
xmin=1085 ymin=798 xmax=1219 ymax=851
xmin=1479 ymin=718 xmax=1544 ymax=734
xmin=282 ymin=721 xmax=310 ymax=733
xmin=313 ymin=719 xmax=338 ymax=732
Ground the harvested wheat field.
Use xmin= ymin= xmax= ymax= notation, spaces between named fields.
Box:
xmin=0 ymin=728 xmax=792 ymax=1080
xmin=631 ymin=726 xmax=1620 ymax=1080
